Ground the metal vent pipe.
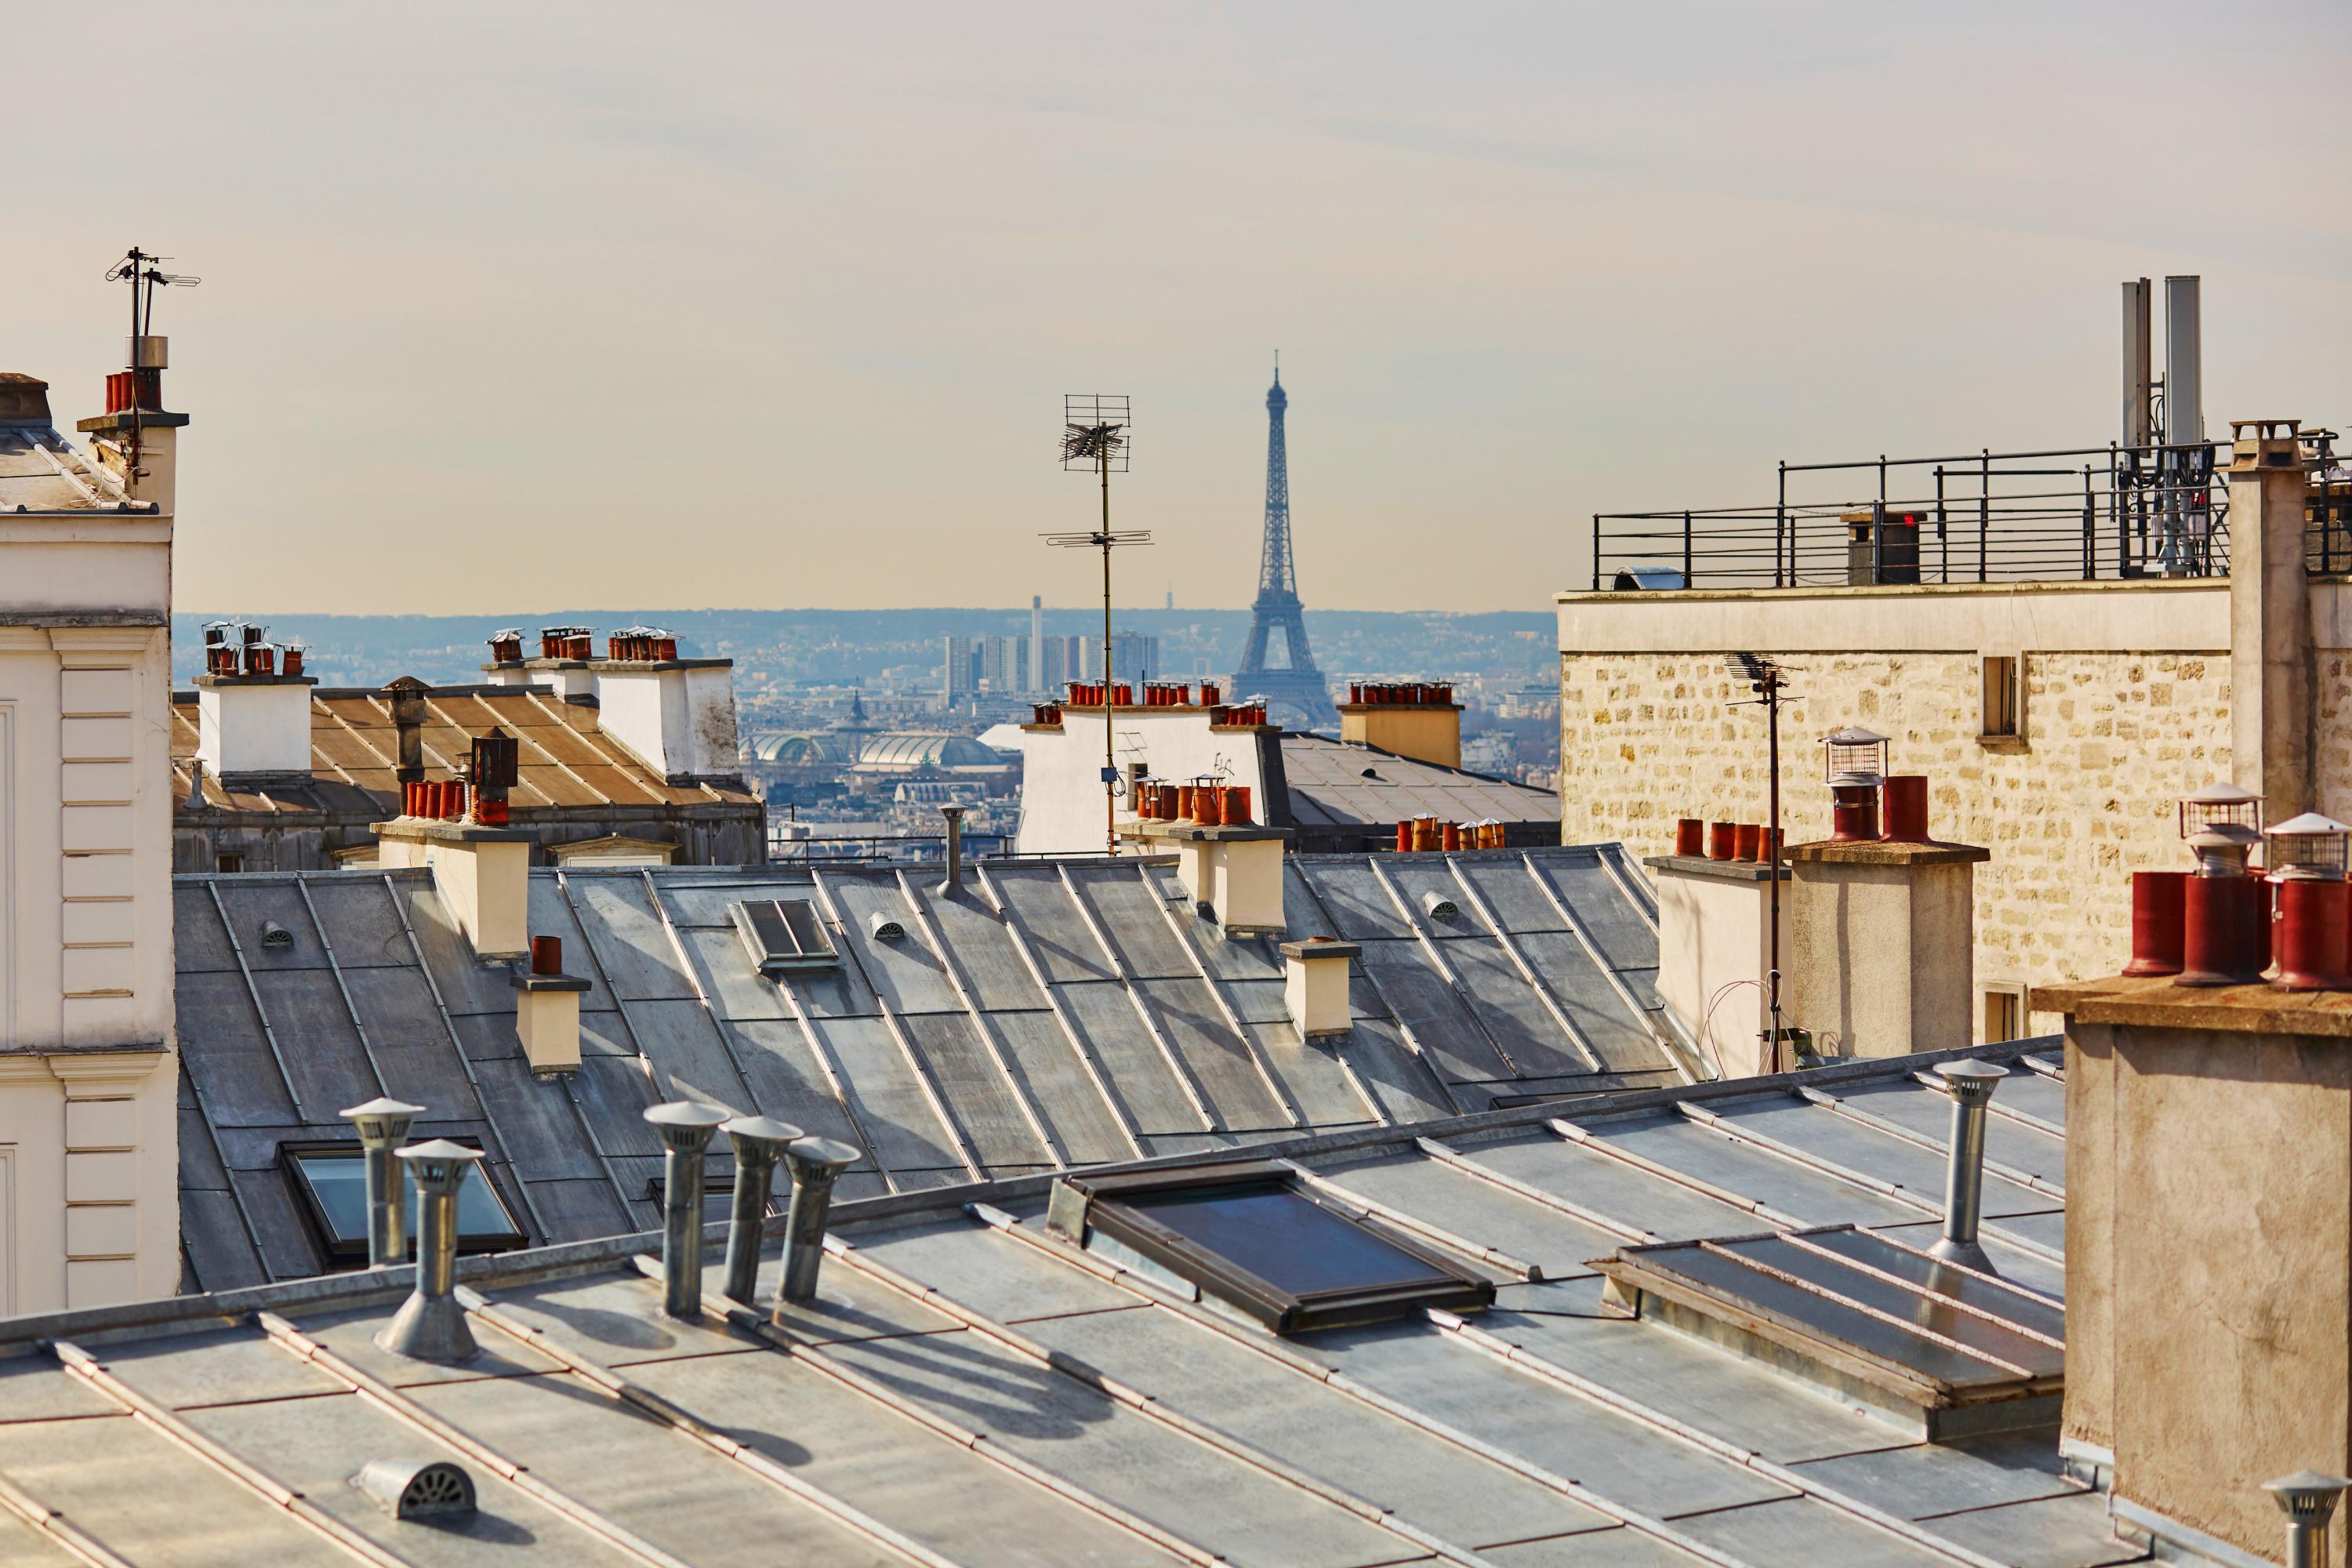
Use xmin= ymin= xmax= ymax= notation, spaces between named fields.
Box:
xmin=2265 ymin=1472 xmax=2350 ymax=1568
xmin=777 ymin=1135 xmax=862 ymax=1308
xmin=1929 ymin=1058 xmax=2006 ymax=1273
xmin=718 ymin=1115 xmax=801 ymax=1304
xmin=374 ymin=1140 xmax=485 ymax=1363
xmin=935 ymin=804 xmax=966 ymax=898
xmin=644 ymin=1102 xmax=730 ymax=1319
xmin=341 ymin=1097 xmax=426 ymax=1267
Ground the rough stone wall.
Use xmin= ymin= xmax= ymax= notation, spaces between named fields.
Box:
xmin=1559 ymin=651 xmax=2238 ymax=1035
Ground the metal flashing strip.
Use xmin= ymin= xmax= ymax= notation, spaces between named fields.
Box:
xmin=1443 ymin=856 xmax=1610 ymax=1074
xmin=253 ymin=1308 xmax=698 ymax=1567
xmin=808 ymin=871 xmax=985 ymax=1182
xmin=815 ymin=1230 xmax=1509 ymax=1567
xmin=1671 ymin=1098 xmax=2067 ymax=1266
xmin=1144 ymin=879 xmax=1322 ymax=1128
xmin=205 ymin=880 xmax=304 ymax=1121
xmin=1424 ymin=1312 xmax=2024 ymax=1568
xmin=1054 ymin=862 xmax=1219 ymax=1131
xmin=966 ymin=1203 xmax=1759 ymax=1568
xmin=1519 ymin=852 xmax=1693 ymax=1081
xmin=464 ymin=1279 xmax=967 ymax=1568
xmin=0 ymin=1465 xmax=140 ymax=1568
xmin=1279 ymin=1159 xmax=1547 ymax=1279
xmin=971 ymin=862 xmax=1150 ymax=1161
xmin=1544 ymin=1115 xmax=1812 ymax=1229
xmin=892 ymin=869 xmax=1072 ymax=1165
xmin=1285 ymin=864 xmax=1468 ymax=1116
xmin=1798 ymin=1083 xmax=2065 ymax=1200
xmin=383 ymin=870 xmax=564 ymax=1240
xmin=1417 ymin=1135 xmax=1661 ymax=1243
xmin=1367 ymin=856 xmax=1530 ymax=1078
xmin=51 ymin=1340 xmax=408 ymax=1568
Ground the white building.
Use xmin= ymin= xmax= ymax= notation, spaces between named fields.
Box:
xmin=0 ymin=351 xmax=183 ymax=1312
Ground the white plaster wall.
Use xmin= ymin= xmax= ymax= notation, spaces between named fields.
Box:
xmin=1654 ymin=867 xmax=1786 ymax=1078
xmin=196 ymin=681 xmax=312 ymax=776
xmin=683 ymin=666 xmax=739 ymax=777
xmin=1016 ymin=710 xmax=1272 ymax=855
xmin=594 ymin=668 xmax=684 ymax=779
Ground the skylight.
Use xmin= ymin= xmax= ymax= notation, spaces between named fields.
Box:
xmin=732 ymin=898 xmax=839 ymax=975
xmin=281 ymin=1143 xmax=526 ymax=1266
xmin=1047 ymin=1160 xmax=1494 ymax=1333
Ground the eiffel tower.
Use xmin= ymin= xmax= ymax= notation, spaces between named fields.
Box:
xmin=1231 ymin=360 xmax=1338 ymax=729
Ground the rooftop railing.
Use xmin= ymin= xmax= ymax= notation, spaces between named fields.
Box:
xmin=1590 ymin=438 xmax=2350 ymax=591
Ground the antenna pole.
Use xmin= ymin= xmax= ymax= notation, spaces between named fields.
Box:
xmin=1100 ymin=446 xmax=1116 ymax=856
xmin=1766 ymin=675 xmax=1784 ymax=1073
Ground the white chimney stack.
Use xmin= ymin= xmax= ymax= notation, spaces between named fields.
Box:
xmin=590 ymin=628 xmax=742 ymax=783
xmin=194 ymin=623 xmax=314 ymax=786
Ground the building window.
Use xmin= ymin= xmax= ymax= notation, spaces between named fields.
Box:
xmin=1047 ymin=1160 xmax=1494 ymax=1334
xmin=216 ymin=852 xmax=245 ymax=874
xmin=1982 ymin=985 xmax=2025 ymax=1044
xmin=732 ymin=898 xmax=839 ymax=975
xmin=280 ymin=1143 xmax=526 ymax=1267
xmin=1980 ymin=656 xmax=2020 ymax=740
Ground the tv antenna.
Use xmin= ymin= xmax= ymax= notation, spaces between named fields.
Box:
xmin=104 ymin=247 xmax=200 ymax=339
xmin=100 ymin=247 xmax=199 ymax=487
xmin=1045 ymin=394 xmax=1149 ymax=855
xmin=1725 ymin=652 xmax=1798 ymax=1072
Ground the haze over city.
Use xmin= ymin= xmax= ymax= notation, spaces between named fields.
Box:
xmin=14 ymin=0 xmax=2347 ymax=614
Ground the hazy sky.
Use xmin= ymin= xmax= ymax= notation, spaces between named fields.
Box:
xmin=14 ymin=2 xmax=2348 ymax=615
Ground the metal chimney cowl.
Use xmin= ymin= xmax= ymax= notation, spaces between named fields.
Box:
xmin=374 ymin=1139 xmax=485 ymax=1363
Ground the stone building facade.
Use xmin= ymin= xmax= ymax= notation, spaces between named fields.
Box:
xmin=1563 ymin=441 xmax=2344 ymax=1045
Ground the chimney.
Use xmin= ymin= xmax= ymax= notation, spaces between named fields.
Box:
xmin=194 ymin=622 xmax=316 ymax=788
xmin=376 ymin=804 xmax=532 ymax=959
xmin=73 ymin=332 xmax=189 ymax=515
xmin=0 ymin=372 xmax=52 ymax=427
xmin=591 ymin=633 xmax=742 ymax=783
xmin=1280 ymin=938 xmax=1358 ymax=1040
xmin=508 ymin=935 xmax=588 ymax=1073
xmin=1646 ymin=827 xmax=1789 ymax=1076
xmin=1784 ymin=739 xmax=1987 ymax=1058
xmin=1339 ymin=682 xmax=1462 ymax=768
xmin=2228 ymin=419 xmax=2315 ymax=827
xmin=387 ymin=677 xmax=428 ymax=789
xmin=2038 ymin=920 xmax=2352 ymax=1560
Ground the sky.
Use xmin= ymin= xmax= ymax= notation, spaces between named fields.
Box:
xmin=13 ymin=2 xmax=2350 ymax=615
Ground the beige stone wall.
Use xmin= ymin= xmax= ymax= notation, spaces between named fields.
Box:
xmin=1559 ymin=650 xmax=2241 ymax=1036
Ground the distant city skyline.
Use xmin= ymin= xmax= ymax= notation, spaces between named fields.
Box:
xmin=14 ymin=2 xmax=2349 ymax=614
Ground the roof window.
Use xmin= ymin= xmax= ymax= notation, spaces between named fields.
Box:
xmin=1047 ymin=1160 xmax=1493 ymax=1333
xmin=281 ymin=1142 xmax=525 ymax=1267
xmin=732 ymin=898 xmax=839 ymax=975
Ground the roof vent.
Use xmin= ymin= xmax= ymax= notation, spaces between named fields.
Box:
xmin=350 ymin=1458 xmax=477 ymax=1521
xmin=1419 ymin=890 xmax=1460 ymax=923
xmin=260 ymin=920 xmax=293 ymax=949
xmin=868 ymin=910 xmax=906 ymax=942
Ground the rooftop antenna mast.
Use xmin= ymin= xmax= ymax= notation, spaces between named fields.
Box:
xmin=1726 ymin=652 xmax=1797 ymax=1073
xmin=1045 ymin=394 xmax=1149 ymax=855
xmin=101 ymin=246 xmax=198 ymax=481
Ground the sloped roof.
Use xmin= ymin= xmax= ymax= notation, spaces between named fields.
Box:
xmin=0 ymin=423 xmax=146 ymax=514
xmin=170 ymin=685 xmax=758 ymax=816
xmin=172 ymin=844 xmax=1693 ymax=1289
xmin=0 ymin=1047 xmax=2096 ymax=1566
xmin=1279 ymin=732 xmax=1557 ymax=827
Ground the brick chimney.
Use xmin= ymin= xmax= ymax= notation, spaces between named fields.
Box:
xmin=1339 ymin=682 xmax=1462 ymax=768
xmin=75 ymin=334 xmax=188 ymax=516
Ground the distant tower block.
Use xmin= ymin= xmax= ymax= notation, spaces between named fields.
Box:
xmin=1232 ymin=360 xmax=1338 ymax=728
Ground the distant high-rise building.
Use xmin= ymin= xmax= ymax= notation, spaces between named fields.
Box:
xmin=1029 ymin=595 xmax=1044 ymax=691
xmin=943 ymin=626 xmax=1142 ymax=699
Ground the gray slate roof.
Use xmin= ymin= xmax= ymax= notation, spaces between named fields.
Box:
xmin=0 ymin=1046 xmax=2105 ymax=1568
xmin=1278 ymin=731 xmax=1560 ymax=829
xmin=176 ymin=845 xmax=1696 ymax=1289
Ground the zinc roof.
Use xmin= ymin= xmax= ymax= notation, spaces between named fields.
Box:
xmin=0 ymin=425 xmax=145 ymax=514
xmin=1278 ymin=733 xmax=1558 ymax=829
xmin=170 ymin=685 xmax=759 ymax=815
xmin=172 ymin=845 xmax=1697 ymax=1289
xmin=0 ymin=1046 xmax=2104 ymax=1568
